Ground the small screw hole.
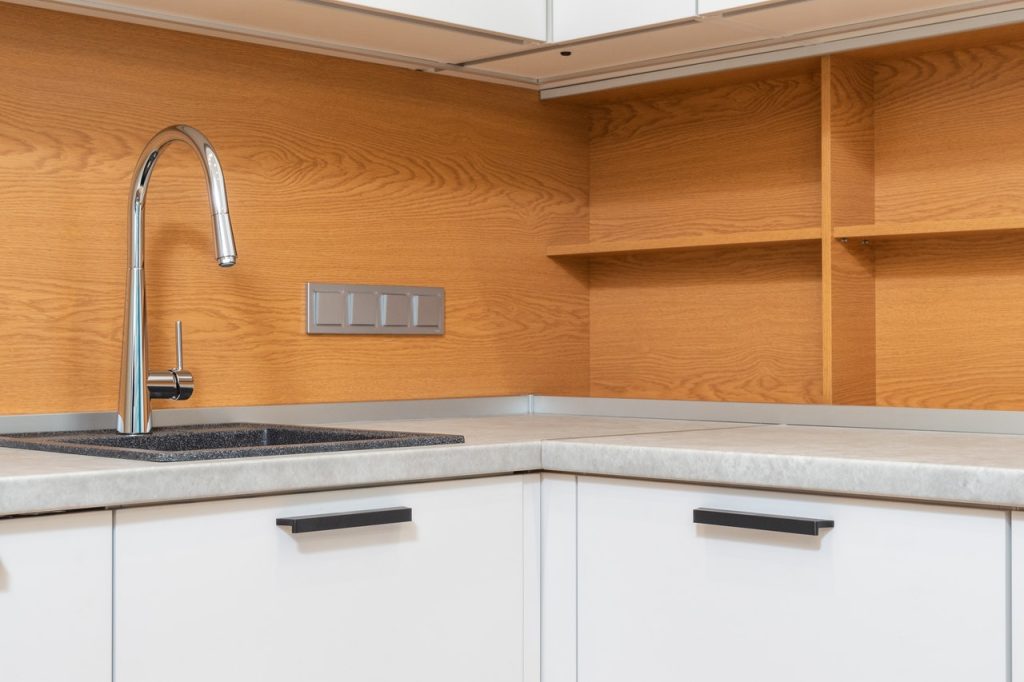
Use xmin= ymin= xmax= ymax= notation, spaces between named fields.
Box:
xmin=560 ymin=50 xmax=572 ymax=56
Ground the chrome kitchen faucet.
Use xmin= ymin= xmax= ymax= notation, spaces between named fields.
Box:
xmin=117 ymin=125 xmax=238 ymax=435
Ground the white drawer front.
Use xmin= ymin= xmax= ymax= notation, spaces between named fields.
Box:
xmin=115 ymin=476 xmax=526 ymax=682
xmin=0 ymin=511 xmax=112 ymax=682
xmin=578 ymin=476 xmax=1006 ymax=682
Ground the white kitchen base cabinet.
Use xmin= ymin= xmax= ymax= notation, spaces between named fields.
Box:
xmin=1010 ymin=511 xmax=1024 ymax=682
xmin=114 ymin=476 xmax=530 ymax=682
xmin=577 ymin=477 xmax=1007 ymax=682
xmin=0 ymin=510 xmax=112 ymax=682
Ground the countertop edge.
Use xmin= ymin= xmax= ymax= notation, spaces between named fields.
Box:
xmin=0 ymin=441 xmax=542 ymax=516
xmin=541 ymin=440 xmax=1024 ymax=509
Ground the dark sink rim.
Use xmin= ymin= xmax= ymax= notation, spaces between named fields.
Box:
xmin=0 ymin=423 xmax=466 ymax=463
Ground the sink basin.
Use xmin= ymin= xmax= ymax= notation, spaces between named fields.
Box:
xmin=0 ymin=423 xmax=465 ymax=462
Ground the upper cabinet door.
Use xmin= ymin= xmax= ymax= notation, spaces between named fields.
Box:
xmin=697 ymin=0 xmax=1001 ymax=35
xmin=32 ymin=0 xmax=540 ymax=64
xmin=333 ymin=0 xmax=547 ymax=41
xmin=553 ymin=0 xmax=698 ymax=41
xmin=478 ymin=17 xmax=768 ymax=81
xmin=698 ymin=0 xmax=774 ymax=12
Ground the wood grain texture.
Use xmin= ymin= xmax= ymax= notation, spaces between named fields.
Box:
xmin=589 ymin=244 xmax=823 ymax=404
xmin=560 ymin=58 xmax=820 ymax=105
xmin=0 ymin=3 xmax=590 ymax=414
xmin=875 ymin=234 xmax=1024 ymax=410
xmin=835 ymin=216 xmax=1024 ymax=240
xmin=825 ymin=240 xmax=876 ymax=405
xmin=547 ymin=226 xmax=820 ymax=257
xmin=868 ymin=38 xmax=1024 ymax=410
xmin=588 ymin=73 xmax=821 ymax=242
xmin=821 ymin=56 xmax=876 ymax=405
xmin=874 ymin=41 xmax=1024 ymax=223
xmin=850 ymin=22 xmax=1024 ymax=61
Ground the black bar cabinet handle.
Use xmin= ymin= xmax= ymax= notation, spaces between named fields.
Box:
xmin=693 ymin=508 xmax=834 ymax=536
xmin=277 ymin=506 xmax=412 ymax=534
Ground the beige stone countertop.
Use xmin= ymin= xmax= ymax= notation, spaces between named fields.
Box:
xmin=5 ymin=414 xmax=1024 ymax=516
xmin=543 ymin=424 xmax=1024 ymax=508
xmin=0 ymin=415 xmax=741 ymax=516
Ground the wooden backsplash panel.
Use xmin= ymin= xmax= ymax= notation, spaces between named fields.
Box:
xmin=875 ymin=234 xmax=1024 ymax=410
xmin=588 ymin=74 xmax=821 ymax=243
xmin=0 ymin=4 xmax=590 ymax=414
xmin=875 ymin=42 xmax=1024 ymax=223
xmin=589 ymin=244 xmax=823 ymax=403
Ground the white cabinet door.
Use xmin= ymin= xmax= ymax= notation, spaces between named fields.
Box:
xmin=699 ymin=0 xmax=780 ymax=12
xmin=115 ymin=476 xmax=527 ymax=682
xmin=1011 ymin=512 xmax=1024 ymax=682
xmin=31 ymin=0 xmax=537 ymax=64
xmin=0 ymin=511 xmax=112 ymax=682
xmin=328 ymin=0 xmax=546 ymax=41
xmin=553 ymin=0 xmax=697 ymax=42
xmin=578 ymin=477 xmax=1006 ymax=682
xmin=699 ymin=0 xmax=1006 ymax=36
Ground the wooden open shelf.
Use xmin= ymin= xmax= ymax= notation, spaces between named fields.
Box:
xmin=834 ymin=217 xmax=1024 ymax=241
xmin=547 ymin=227 xmax=822 ymax=257
xmin=558 ymin=23 xmax=1024 ymax=412
xmin=578 ymin=66 xmax=824 ymax=405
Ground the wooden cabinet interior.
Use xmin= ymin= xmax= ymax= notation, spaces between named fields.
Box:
xmin=554 ymin=22 xmax=1024 ymax=410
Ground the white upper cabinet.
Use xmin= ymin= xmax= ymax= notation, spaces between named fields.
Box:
xmin=551 ymin=0 xmax=999 ymax=46
xmin=698 ymin=0 xmax=1008 ymax=36
xmin=478 ymin=17 xmax=768 ymax=80
xmin=17 ymin=0 xmax=538 ymax=64
xmin=10 ymin=0 xmax=1022 ymax=85
xmin=487 ymin=0 xmax=1016 ymax=86
xmin=699 ymin=0 xmax=776 ymax=12
xmin=334 ymin=0 xmax=547 ymax=41
xmin=553 ymin=0 xmax=698 ymax=42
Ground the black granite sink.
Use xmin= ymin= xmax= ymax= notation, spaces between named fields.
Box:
xmin=0 ymin=423 xmax=465 ymax=462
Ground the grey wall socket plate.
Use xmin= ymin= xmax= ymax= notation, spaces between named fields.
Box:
xmin=306 ymin=283 xmax=445 ymax=335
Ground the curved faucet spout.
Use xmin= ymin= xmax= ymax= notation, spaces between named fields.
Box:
xmin=118 ymin=125 xmax=238 ymax=435
xmin=128 ymin=124 xmax=237 ymax=268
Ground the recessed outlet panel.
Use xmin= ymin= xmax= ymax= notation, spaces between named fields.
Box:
xmin=307 ymin=283 xmax=444 ymax=335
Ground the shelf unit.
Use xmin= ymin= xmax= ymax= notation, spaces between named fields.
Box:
xmin=546 ymin=227 xmax=821 ymax=257
xmin=833 ymin=217 xmax=1024 ymax=241
xmin=554 ymin=22 xmax=1024 ymax=410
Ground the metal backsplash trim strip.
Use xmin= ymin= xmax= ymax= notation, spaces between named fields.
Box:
xmin=4 ymin=395 xmax=1024 ymax=436
xmin=531 ymin=397 xmax=1024 ymax=436
xmin=0 ymin=396 xmax=532 ymax=434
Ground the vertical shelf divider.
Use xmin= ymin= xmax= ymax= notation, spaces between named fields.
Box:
xmin=821 ymin=55 xmax=877 ymax=405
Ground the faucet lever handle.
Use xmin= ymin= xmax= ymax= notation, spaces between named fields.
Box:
xmin=148 ymin=320 xmax=194 ymax=401
xmin=174 ymin=320 xmax=184 ymax=372
xmin=170 ymin=320 xmax=194 ymax=401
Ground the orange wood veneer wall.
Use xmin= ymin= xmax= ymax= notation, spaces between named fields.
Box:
xmin=0 ymin=3 xmax=590 ymax=414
